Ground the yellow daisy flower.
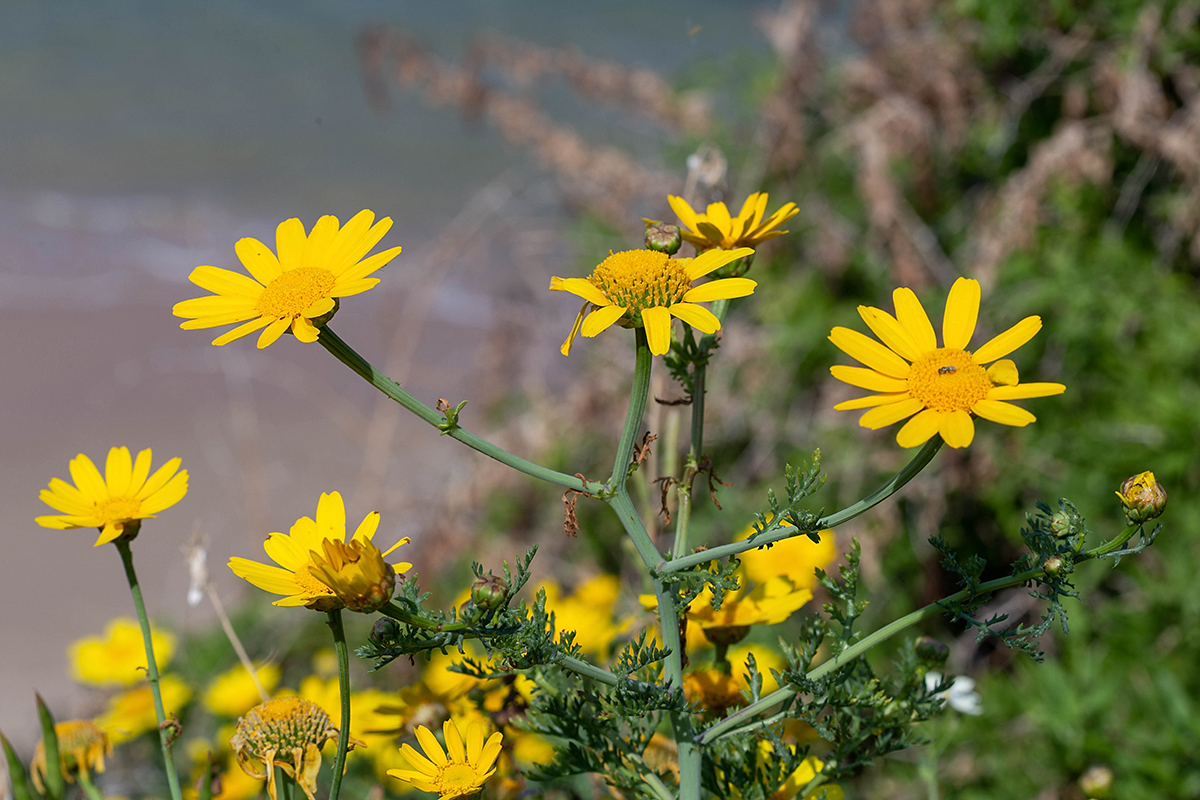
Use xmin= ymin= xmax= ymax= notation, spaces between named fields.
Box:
xmin=172 ymin=209 xmax=401 ymax=349
xmin=228 ymin=491 xmax=411 ymax=611
xmin=668 ymin=192 xmax=798 ymax=251
xmin=387 ymin=719 xmax=504 ymax=799
xmin=829 ymin=277 xmax=1066 ymax=449
xmin=550 ymin=246 xmax=755 ymax=356
xmin=687 ymin=577 xmax=813 ymax=637
xmin=69 ymin=618 xmax=176 ymax=686
xmin=30 ymin=720 xmax=113 ymax=794
xmin=36 ymin=447 xmax=189 ymax=546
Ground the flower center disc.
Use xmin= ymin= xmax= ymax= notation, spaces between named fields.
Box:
xmin=439 ymin=763 xmax=482 ymax=796
xmin=96 ymin=497 xmax=142 ymax=522
xmin=257 ymin=268 xmax=336 ymax=318
xmin=908 ymin=348 xmax=992 ymax=412
xmin=240 ymin=698 xmax=332 ymax=754
xmin=588 ymin=251 xmax=691 ymax=315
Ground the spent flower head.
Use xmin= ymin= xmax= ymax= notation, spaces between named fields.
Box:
xmin=550 ymin=246 xmax=755 ymax=356
xmin=829 ymin=278 xmax=1065 ymax=448
xmin=37 ymin=447 xmax=188 ymax=546
xmin=69 ymin=618 xmax=176 ymax=686
xmin=172 ymin=210 xmax=401 ymax=348
xmin=387 ymin=719 xmax=504 ymax=799
xmin=669 ymin=192 xmax=798 ymax=251
xmin=228 ymin=491 xmax=411 ymax=611
xmin=230 ymin=697 xmax=341 ymax=800
xmin=31 ymin=720 xmax=113 ymax=794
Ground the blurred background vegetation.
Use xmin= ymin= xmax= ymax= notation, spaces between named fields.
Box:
xmin=8 ymin=1 xmax=1200 ymax=798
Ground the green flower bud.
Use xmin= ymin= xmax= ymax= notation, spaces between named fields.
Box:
xmin=914 ymin=636 xmax=949 ymax=667
xmin=1043 ymin=555 xmax=1072 ymax=578
xmin=1116 ymin=472 xmax=1167 ymax=524
xmin=471 ymin=575 xmax=510 ymax=611
xmin=643 ymin=220 xmax=682 ymax=255
xmin=369 ymin=617 xmax=400 ymax=646
xmin=1050 ymin=511 xmax=1073 ymax=538
xmin=1079 ymin=765 xmax=1113 ymax=799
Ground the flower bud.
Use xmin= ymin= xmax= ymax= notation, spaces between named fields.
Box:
xmin=1079 ymin=764 xmax=1113 ymax=799
xmin=1043 ymin=555 xmax=1072 ymax=578
xmin=1050 ymin=511 xmax=1073 ymax=538
xmin=644 ymin=220 xmax=682 ymax=255
xmin=470 ymin=575 xmax=510 ymax=611
xmin=914 ymin=636 xmax=949 ymax=668
xmin=369 ymin=617 xmax=401 ymax=646
xmin=1115 ymin=471 xmax=1167 ymax=524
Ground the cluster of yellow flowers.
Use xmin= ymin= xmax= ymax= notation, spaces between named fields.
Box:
xmin=31 ymin=191 xmax=1069 ymax=800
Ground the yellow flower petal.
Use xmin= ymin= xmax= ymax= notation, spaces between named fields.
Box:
xmin=971 ymin=399 xmax=1035 ymax=427
xmin=275 ymin=218 xmax=307 ymax=268
xmin=833 ymin=391 xmax=913 ymax=411
xmin=858 ymin=306 xmax=922 ymax=362
xmin=257 ymin=317 xmax=291 ymax=349
xmin=682 ymin=277 xmax=757 ymax=303
xmin=668 ymin=302 xmax=721 ymax=334
xmin=987 ymin=382 xmax=1066 ymax=400
xmin=829 ymin=327 xmax=911 ymax=379
xmin=830 ymin=365 xmax=909 ymax=392
xmin=858 ymin=397 xmax=925 ymax=428
xmin=972 ymin=315 xmax=1042 ymax=365
xmin=416 ymin=727 xmax=447 ymax=766
xmin=235 ymin=238 xmax=283 ymax=285
xmin=443 ymin=719 xmax=466 ymax=763
xmin=942 ymin=278 xmax=980 ymax=350
xmin=892 ymin=287 xmax=937 ymax=352
xmin=560 ymin=302 xmax=586 ymax=356
xmin=105 ymin=447 xmax=133 ymax=498
xmin=986 ymin=359 xmax=1019 ymax=386
xmin=668 ymin=195 xmax=701 ymax=232
xmin=551 ymin=276 xmax=610 ymax=307
xmin=642 ymin=306 xmax=673 ymax=355
xmin=212 ymin=317 xmax=271 ymax=346
xmin=291 ymin=317 xmax=320 ymax=343
xmin=187 ymin=265 xmax=266 ymax=298
xmin=938 ymin=409 xmax=975 ymax=448
xmin=581 ymin=304 xmax=627 ymax=337
xmin=685 ymin=247 xmax=754 ymax=280
xmin=896 ymin=409 xmax=943 ymax=448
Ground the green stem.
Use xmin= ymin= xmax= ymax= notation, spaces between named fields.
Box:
xmin=610 ymin=491 xmax=663 ymax=573
xmin=661 ymin=437 xmax=944 ymax=574
xmin=698 ymin=561 xmax=1045 ymax=745
xmin=114 ymin=539 xmax=184 ymax=800
xmin=379 ymin=601 xmax=469 ymax=631
xmin=319 ymin=328 xmax=603 ymax=494
xmin=671 ymin=298 xmax=730 ymax=561
xmin=326 ymin=610 xmax=351 ymax=800
xmin=643 ymin=770 xmax=679 ymax=800
xmin=610 ymin=328 xmax=653 ymax=487
xmin=1081 ymin=524 xmax=1139 ymax=559
xmin=75 ymin=770 xmax=105 ymax=800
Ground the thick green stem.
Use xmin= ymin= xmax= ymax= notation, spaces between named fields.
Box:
xmin=379 ymin=601 xmax=469 ymax=631
xmin=698 ymin=562 xmax=1045 ymax=745
xmin=114 ymin=540 xmax=184 ymax=800
xmin=661 ymin=437 xmax=944 ymax=574
xmin=319 ymin=328 xmax=603 ymax=494
xmin=326 ymin=610 xmax=351 ymax=800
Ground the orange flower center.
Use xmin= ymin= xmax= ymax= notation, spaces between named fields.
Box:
xmin=588 ymin=250 xmax=691 ymax=315
xmin=235 ymin=697 xmax=335 ymax=756
xmin=907 ymin=348 xmax=992 ymax=412
xmin=257 ymin=268 xmax=335 ymax=318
